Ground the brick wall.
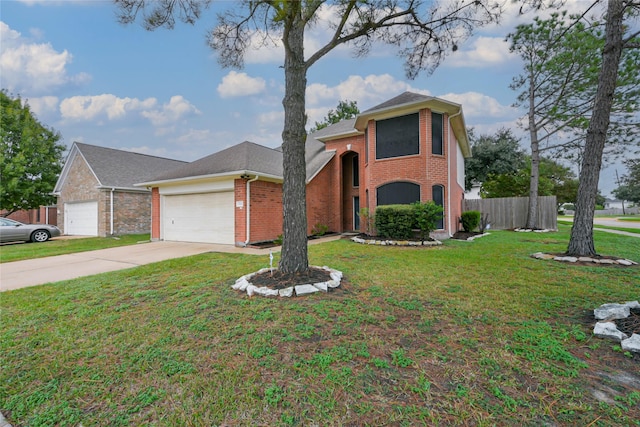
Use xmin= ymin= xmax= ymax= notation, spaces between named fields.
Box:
xmin=1 ymin=207 xmax=57 ymax=225
xmin=111 ymin=191 xmax=152 ymax=235
xmin=235 ymin=178 xmax=284 ymax=244
xmin=151 ymin=187 xmax=160 ymax=240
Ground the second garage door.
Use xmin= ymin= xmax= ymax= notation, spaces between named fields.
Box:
xmin=162 ymin=192 xmax=234 ymax=244
xmin=65 ymin=201 xmax=98 ymax=236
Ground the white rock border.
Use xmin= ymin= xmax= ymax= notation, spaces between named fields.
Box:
xmin=351 ymin=236 xmax=442 ymax=247
xmin=515 ymin=228 xmax=554 ymax=233
xmin=232 ymin=266 xmax=342 ymax=298
xmin=592 ymin=301 xmax=640 ymax=353
xmin=531 ymin=252 xmax=638 ymax=266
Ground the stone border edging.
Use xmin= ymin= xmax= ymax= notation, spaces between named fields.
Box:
xmin=531 ymin=252 xmax=638 ymax=266
xmin=350 ymin=236 xmax=442 ymax=246
xmin=232 ymin=266 xmax=342 ymax=297
xmin=592 ymin=301 xmax=640 ymax=353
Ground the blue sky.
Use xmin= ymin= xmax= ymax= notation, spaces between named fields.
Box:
xmin=0 ymin=0 xmax=633 ymax=197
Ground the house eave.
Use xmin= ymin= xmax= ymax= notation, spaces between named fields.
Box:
xmin=315 ymin=129 xmax=362 ymax=142
xmin=96 ymin=185 xmax=151 ymax=193
xmin=135 ymin=170 xmax=284 ymax=188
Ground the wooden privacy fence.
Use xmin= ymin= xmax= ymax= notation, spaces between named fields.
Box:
xmin=463 ymin=196 xmax=557 ymax=230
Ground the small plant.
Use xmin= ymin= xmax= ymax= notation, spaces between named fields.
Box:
xmin=273 ymin=234 xmax=283 ymax=245
xmin=478 ymin=212 xmax=490 ymax=233
xmin=460 ymin=210 xmax=481 ymax=232
xmin=412 ymin=201 xmax=444 ymax=240
xmin=359 ymin=207 xmax=376 ymax=235
xmin=391 ymin=348 xmax=414 ymax=368
xmin=311 ymin=222 xmax=329 ymax=236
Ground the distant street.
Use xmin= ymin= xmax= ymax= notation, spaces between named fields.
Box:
xmin=561 ymin=217 xmax=640 ymax=230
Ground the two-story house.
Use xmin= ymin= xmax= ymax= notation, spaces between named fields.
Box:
xmin=137 ymin=91 xmax=470 ymax=245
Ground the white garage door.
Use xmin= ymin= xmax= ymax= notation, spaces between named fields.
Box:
xmin=162 ymin=192 xmax=234 ymax=244
xmin=65 ymin=201 xmax=98 ymax=236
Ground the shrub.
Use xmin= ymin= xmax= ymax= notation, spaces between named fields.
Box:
xmin=311 ymin=223 xmax=329 ymax=236
xmin=359 ymin=207 xmax=376 ymax=235
xmin=375 ymin=205 xmax=415 ymax=239
xmin=461 ymin=210 xmax=481 ymax=232
xmin=412 ymin=201 xmax=444 ymax=240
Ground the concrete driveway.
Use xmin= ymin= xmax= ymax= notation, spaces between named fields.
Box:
xmin=0 ymin=236 xmax=342 ymax=292
xmin=0 ymin=240 xmax=272 ymax=292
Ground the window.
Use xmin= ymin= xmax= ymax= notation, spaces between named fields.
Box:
xmin=432 ymin=185 xmax=444 ymax=229
xmin=352 ymin=155 xmax=359 ymax=187
xmin=375 ymin=113 xmax=420 ymax=159
xmin=377 ymin=182 xmax=420 ymax=206
xmin=364 ymin=127 xmax=369 ymax=164
xmin=432 ymin=112 xmax=443 ymax=155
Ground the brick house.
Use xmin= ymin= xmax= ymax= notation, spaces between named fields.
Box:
xmin=53 ymin=142 xmax=187 ymax=237
xmin=138 ymin=92 xmax=470 ymax=245
xmin=0 ymin=207 xmax=57 ymax=226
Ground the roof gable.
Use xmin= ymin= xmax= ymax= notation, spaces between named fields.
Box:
xmin=54 ymin=143 xmax=187 ymax=192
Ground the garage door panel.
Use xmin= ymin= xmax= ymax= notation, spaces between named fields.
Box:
xmin=65 ymin=201 xmax=98 ymax=236
xmin=162 ymin=192 xmax=234 ymax=244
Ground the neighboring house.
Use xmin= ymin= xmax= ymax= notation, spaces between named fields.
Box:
xmin=604 ymin=198 xmax=625 ymax=209
xmin=465 ymin=182 xmax=482 ymax=200
xmin=53 ymin=142 xmax=187 ymax=237
xmin=137 ymin=91 xmax=470 ymax=245
xmin=0 ymin=207 xmax=57 ymax=226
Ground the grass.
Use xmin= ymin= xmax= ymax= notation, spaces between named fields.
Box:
xmin=0 ymin=234 xmax=150 ymax=263
xmin=1 ymin=226 xmax=639 ymax=426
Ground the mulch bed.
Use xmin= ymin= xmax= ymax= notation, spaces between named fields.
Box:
xmin=451 ymin=231 xmax=485 ymax=240
xmin=614 ymin=308 xmax=640 ymax=337
xmin=249 ymin=267 xmax=332 ymax=290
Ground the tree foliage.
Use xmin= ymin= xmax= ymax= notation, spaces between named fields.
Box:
xmin=481 ymin=157 xmax=578 ymax=205
xmin=567 ymin=0 xmax=640 ymax=257
xmin=115 ymin=0 xmax=503 ymax=273
xmin=507 ymin=6 xmax=640 ymax=229
xmin=613 ymin=158 xmax=640 ymax=204
xmin=309 ymin=100 xmax=359 ymax=133
xmin=464 ymin=128 xmax=526 ymax=191
xmin=0 ymin=91 xmax=65 ymax=216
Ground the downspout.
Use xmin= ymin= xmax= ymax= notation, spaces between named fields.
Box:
xmin=244 ymin=175 xmax=259 ymax=246
xmin=447 ymin=110 xmax=462 ymax=237
xmin=110 ymin=188 xmax=115 ymax=235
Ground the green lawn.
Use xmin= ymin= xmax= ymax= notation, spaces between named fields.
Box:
xmin=557 ymin=219 xmax=640 ymax=235
xmin=0 ymin=234 xmax=150 ymax=263
xmin=2 ymin=226 xmax=639 ymax=426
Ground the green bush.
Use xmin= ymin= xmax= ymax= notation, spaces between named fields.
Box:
xmin=375 ymin=205 xmax=415 ymax=239
xmin=461 ymin=211 xmax=481 ymax=232
xmin=412 ymin=201 xmax=444 ymax=240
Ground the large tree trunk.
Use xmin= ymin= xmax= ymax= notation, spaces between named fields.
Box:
xmin=567 ymin=0 xmax=624 ymax=257
xmin=279 ymin=8 xmax=309 ymax=274
xmin=526 ymin=76 xmax=539 ymax=229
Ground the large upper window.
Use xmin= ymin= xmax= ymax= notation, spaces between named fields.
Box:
xmin=377 ymin=182 xmax=420 ymax=206
xmin=375 ymin=113 xmax=419 ymax=160
xmin=432 ymin=112 xmax=443 ymax=155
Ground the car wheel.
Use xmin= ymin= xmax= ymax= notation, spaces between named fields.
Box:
xmin=31 ymin=230 xmax=50 ymax=243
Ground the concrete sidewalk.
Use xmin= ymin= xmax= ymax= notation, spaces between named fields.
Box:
xmin=1 ymin=236 xmax=341 ymax=292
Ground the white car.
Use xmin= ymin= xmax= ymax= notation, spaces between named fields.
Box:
xmin=0 ymin=218 xmax=61 ymax=243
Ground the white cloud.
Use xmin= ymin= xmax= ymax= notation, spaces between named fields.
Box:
xmin=0 ymin=21 xmax=90 ymax=94
xmin=25 ymin=96 xmax=59 ymax=117
xmin=307 ymin=74 xmax=413 ymax=107
xmin=141 ymin=95 xmax=201 ymax=126
xmin=438 ymin=91 xmax=516 ymax=119
xmin=217 ymin=71 xmax=266 ymax=98
xmin=257 ymin=111 xmax=283 ymax=128
xmin=446 ymin=36 xmax=514 ymax=68
xmin=60 ymin=94 xmax=157 ymax=121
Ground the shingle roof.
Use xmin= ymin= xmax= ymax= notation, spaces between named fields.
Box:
xmin=149 ymin=141 xmax=284 ymax=182
xmin=56 ymin=143 xmax=187 ymax=192
xmin=143 ymin=138 xmax=336 ymax=185
xmin=363 ymin=91 xmax=432 ymax=113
